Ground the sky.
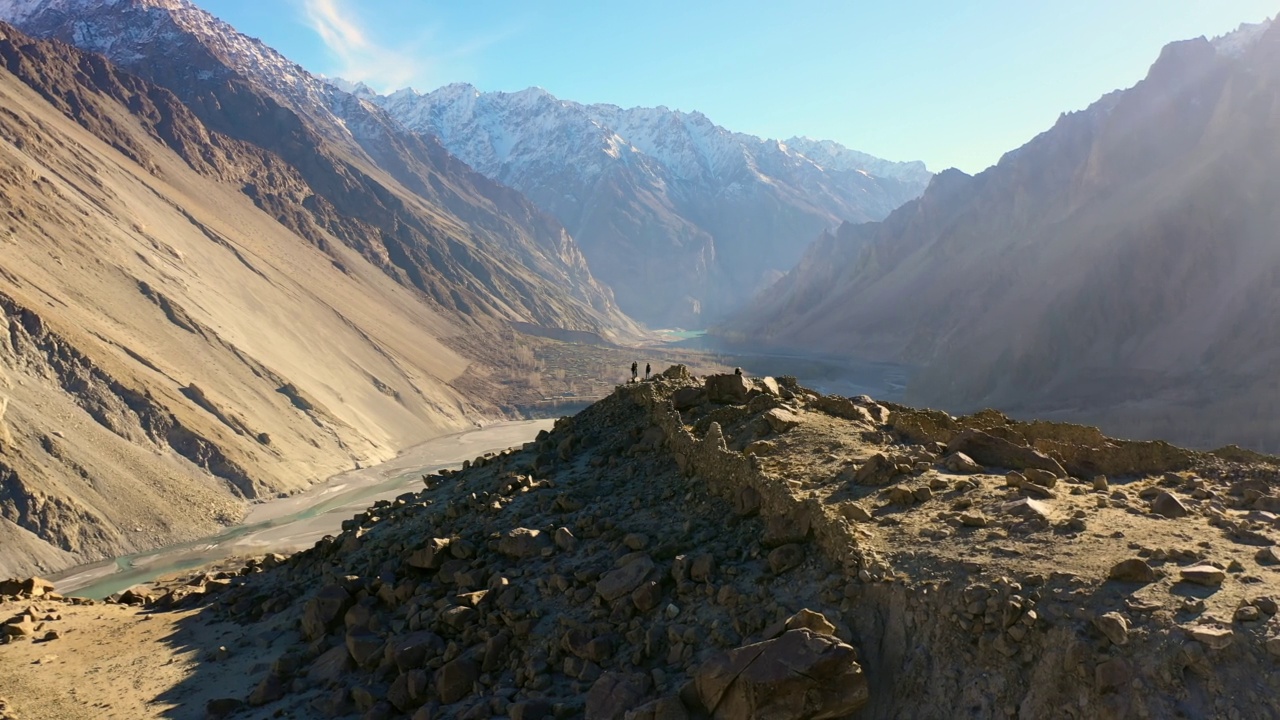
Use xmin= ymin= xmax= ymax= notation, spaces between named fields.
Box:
xmin=194 ymin=0 xmax=1276 ymax=174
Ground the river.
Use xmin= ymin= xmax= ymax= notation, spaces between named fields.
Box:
xmin=51 ymin=419 xmax=555 ymax=599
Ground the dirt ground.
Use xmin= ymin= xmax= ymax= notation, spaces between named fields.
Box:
xmin=0 ymin=594 xmax=301 ymax=720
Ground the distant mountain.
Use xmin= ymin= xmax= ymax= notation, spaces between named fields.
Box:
xmin=0 ymin=0 xmax=640 ymax=576
xmin=367 ymin=83 xmax=931 ymax=327
xmin=718 ymin=20 xmax=1280 ymax=452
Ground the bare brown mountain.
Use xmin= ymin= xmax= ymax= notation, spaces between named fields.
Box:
xmin=718 ymin=21 xmax=1280 ymax=452
xmin=0 ymin=17 xmax=634 ymax=579
xmin=0 ymin=0 xmax=632 ymax=336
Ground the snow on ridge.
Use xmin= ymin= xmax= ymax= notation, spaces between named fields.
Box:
xmin=1212 ymin=17 xmax=1273 ymax=57
xmin=371 ymin=83 xmax=931 ymax=190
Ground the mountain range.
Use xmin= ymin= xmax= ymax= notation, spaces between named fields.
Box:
xmin=718 ymin=19 xmax=1280 ymax=452
xmin=358 ymin=82 xmax=930 ymax=327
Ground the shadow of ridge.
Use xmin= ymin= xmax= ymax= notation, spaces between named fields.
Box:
xmin=148 ymin=579 xmax=314 ymax=720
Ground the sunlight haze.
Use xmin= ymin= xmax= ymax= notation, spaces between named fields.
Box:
xmin=198 ymin=0 xmax=1276 ymax=172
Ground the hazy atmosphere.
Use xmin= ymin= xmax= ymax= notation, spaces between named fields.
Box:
xmin=3 ymin=1 xmax=1280 ymax=718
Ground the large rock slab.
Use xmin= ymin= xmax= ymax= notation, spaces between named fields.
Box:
xmin=693 ymin=629 xmax=868 ymax=719
xmin=498 ymin=528 xmax=552 ymax=559
xmin=301 ymin=584 xmax=354 ymax=641
xmin=585 ymin=672 xmax=652 ymax=720
xmin=597 ymin=556 xmax=655 ymax=602
xmin=705 ymin=374 xmax=751 ymax=404
xmin=946 ymin=429 xmax=1067 ymax=477
xmin=1151 ymin=491 xmax=1189 ymax=519
xmin=1180 ymin=565 xmax=1225 ymax=587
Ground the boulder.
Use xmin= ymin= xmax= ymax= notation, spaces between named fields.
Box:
xmin=301 ymin=584 xmax=354 ymax=641
xmin=436 ymin=656 xmax=480 ymax=704
xmin=387 ymin=669 xmax=431 ymax=712
xmin=813 ymin=396 xmax=876 ymax=425
xmin=499 ymin=528 xmax=552 ymax=559
xmin=406 ymin=538 xmax=452 ymax=569
xmin=785 ymin=609 xmax=837 ymax=636
xmin=1108 ymin=558 xmax=1156 ymax=583
xmin=1151 ymin=491 xmax=1190 ymax=519
xmin=942 ymin=452 xmax=982 ymax=473
xmin=585 ymin=672 xmax=652 ymax=720
xmin=1023 ymin=468 xmax=1058 ymax=488
xmin=851 ymin=453 xmax=898 ymax=486
xmin=345 ymin=628 xmax=385 ymax=668
xmin=307 ymin=644 xmax=355 ymax=684
xmin=1093 ymin=612 xmax=1129 ymax=646
xmin=693 ymin=629 xmax=868 ymax=719
xmin=946 ymin=429 xmax=1066 ymax=477
xmin=767 ymin=545 xmax=806 ymax=574
xmin=705 ymin=374 xmax=751 ymax=404
xmin=1002 ymin=498 xmax=1051 ymax=522
xmin=1180 ymin=566 xmax=1225 ymax=587
xmin=597 ymin=556 xmax=655 ymax=602
xmin=1186 ymin=626 xmax=1233 ymax=650
xmin=0 ymin=578 xmax=55 ymax=598
xmin=671 ymin=387 xmax=704 ymax=410
xmin=763 ymin=408 xmax=801 ymax=433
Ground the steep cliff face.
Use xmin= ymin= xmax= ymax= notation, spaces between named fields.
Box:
xmin=373 ymin=83 xmax=930 ymax=327
xmin=0 ymin=18 xmax=620 ymax=577
xmin=0 ymin=0 xmax=636 ymax=338
xmin=720 ymin=21 xmax=1280 ymax=451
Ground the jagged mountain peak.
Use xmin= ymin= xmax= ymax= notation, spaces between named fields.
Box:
xmin=370 ymin=81 xmax=930 ymax=326
xmin=1212 ymin=17 xmax=1273 ymax=56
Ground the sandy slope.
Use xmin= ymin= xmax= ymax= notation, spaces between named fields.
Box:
xmin=0 ymin=597 xmax=292 ymax=720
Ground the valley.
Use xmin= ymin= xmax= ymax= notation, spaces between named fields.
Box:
xmin=1 ymin=0 xmax=1280 ymax=718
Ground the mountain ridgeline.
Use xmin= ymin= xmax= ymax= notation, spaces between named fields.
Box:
xmin=360 ymin=82 xmax=931 ymax=327
xmin=718 ymin=20 xmax=1280 ymax=452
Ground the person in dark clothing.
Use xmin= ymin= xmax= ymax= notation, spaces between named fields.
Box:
xmin=631 ymin=361 xmax=638 ymax=381
xmin=645 ymin=363 xmax=651 ymax=379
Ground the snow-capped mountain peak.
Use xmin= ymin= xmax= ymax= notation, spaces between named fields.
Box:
xmin=369 ymin=82 xmax=931 ymax=326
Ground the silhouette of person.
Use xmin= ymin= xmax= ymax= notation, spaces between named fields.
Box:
xmin=645 ymin=363 xmax=651 ymax=379
xmin=631 ymin=361 xmax=638 ymax=381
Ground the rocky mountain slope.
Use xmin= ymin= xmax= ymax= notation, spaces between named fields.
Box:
xmin=0 ymin=0 xmax=634 ymax=337
xmin=7 ymin=369 xmax=1280 ymax=718
xmin=718 ymin=20 xmax=1280 ymax=452
xmin=0 ymin=12 xmax=638 ymax=580
xmin=368 ymin=83 xmax=931 ymax=327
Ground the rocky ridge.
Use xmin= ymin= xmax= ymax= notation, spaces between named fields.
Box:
xmin=16 ymin=369 xmax=1280 ymax=717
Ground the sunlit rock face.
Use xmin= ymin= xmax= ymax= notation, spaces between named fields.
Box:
xmin=720 ymin=21 xmax=1280 ymax=452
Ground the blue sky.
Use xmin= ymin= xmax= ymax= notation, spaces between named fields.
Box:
xmin=195 ymin=0 xmax=1274 ymax=174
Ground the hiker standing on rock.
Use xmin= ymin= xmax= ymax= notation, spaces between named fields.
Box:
xmin=631 ymin=361 xmax=638 ymax=382
xmin=645 ymin=363 xmax=651 ymax=379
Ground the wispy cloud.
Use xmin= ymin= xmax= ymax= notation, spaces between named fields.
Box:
xmin=298 ymin=0 xmax=518 ymax=92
